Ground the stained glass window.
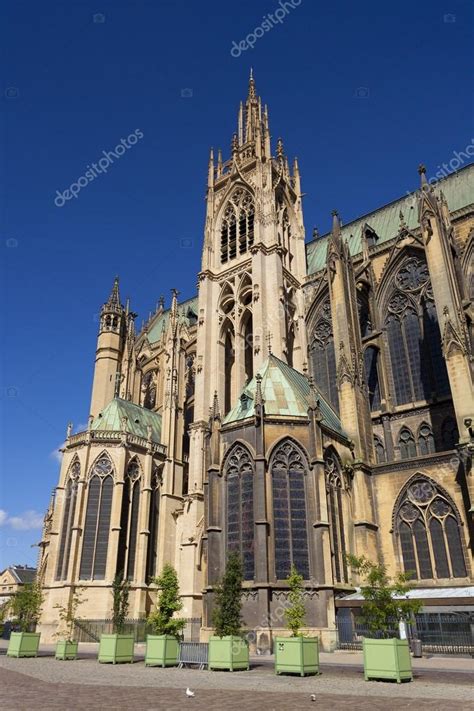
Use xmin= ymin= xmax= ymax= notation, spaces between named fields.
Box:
xmin=386 ymin=258 xmax=452 ymax=405
xmin=225 ymin=445 xmax=254 ymax=580
xmin=116 ymin=459 xmax=141 ymax=580
xmin=398 ymin=427 xmax=416 ymax=459
xmin=325 ymin=451 xmax=348 ymax=583
xmin=56 ymin=459 xmax=80 ymax=581
xmin=80 ymin=454 xmax=114 ymax=580
xmin=271 ymin=441 xmax=310 ymax=580
xmin=146 ymin=467 xmax=161 ymax=581
xmin=310 ymin=306 xmax=338 ymax=412
xmin=396 ymin=477 xmax=467 ymax=580
xmin=418 ymin=423 xmax=435 ymax=455
xmin=357 ymin=286 xmax=372 ymax=338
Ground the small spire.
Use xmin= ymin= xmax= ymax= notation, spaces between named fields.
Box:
xmin=208 ymin=147 xmax=214 ymax=188
xmin=158 ymin=295 xmax=165 ymax=311
xmin=231 ymin=132 xmax=238 ymax=156
xmin=106 ymin=276 xmax=120 ymax=307
xmin=418 ymin=163 xmax=428 ymax=188
xmin=211 ymin=390 xmax=220 ymax=420
xmin=266 ymin=332 xmax=273 ymax=354
xmin=248 ymin=67 xmax=256 ymax=101
xmin=331 ymin=209 xmax=341 ymax=237
xmin=276 ymin=137 xmax=284 ymax=160
xmin=238 ymin=102 xmax=244 ymax=145
xmin=255 ymin=373 xmax=264 ymax=408
xmin=217 ymin=149 xmax=223 ymax=177
xmin=171 ymin=288 xmax=179 ymax=317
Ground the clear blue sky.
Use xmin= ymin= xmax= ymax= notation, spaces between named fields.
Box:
xmin=1 ymin=0 xmax=473 ymax=569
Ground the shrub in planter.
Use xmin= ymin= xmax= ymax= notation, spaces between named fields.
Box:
xmin=346 ymin=555 xmax=422 ymax=683
xmin=54 ymin=587 xmax=87 ymax=660
xmin=145 ymin=564 xmax=186 ymax=667
xmin=98 ymin=574 xmax=134 ymax=664
xmin=7 ymin=581 xmax=43 ymax=658
xmin=274 ymin=566 xmax=319 ymax=677
xmin=209 ymin=552 xmax=249 ymax=671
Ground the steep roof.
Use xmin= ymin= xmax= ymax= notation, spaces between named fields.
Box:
xmin=91 ymin=398 xmax=162 ymax=443
xmin=147 ymin=296 xmax=198 ymax=343
xmin=223 ymin=354 xmax=346 ymax=437
xmin=306 ymin=162 xmax=474 ymax=274
xmin=9 ymin=566 xmax=37 ymax=584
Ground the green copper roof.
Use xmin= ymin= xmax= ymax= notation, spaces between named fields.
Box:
xmin=223 ymin=354 xmax=346 ymax=437
xmin=91 ymin=398 xmax=162 ymax=443
xmin=306 ymin=162 xmax=474 ymax=275
xmin=147 ymin=296 xmax=198 ymax=343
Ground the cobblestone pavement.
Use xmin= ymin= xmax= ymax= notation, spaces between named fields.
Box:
xmin=0 ymin=654 xmax=472 ymax=711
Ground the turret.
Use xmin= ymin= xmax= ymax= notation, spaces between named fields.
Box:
xmin=90 ymin=277 xmax=126 ymax=417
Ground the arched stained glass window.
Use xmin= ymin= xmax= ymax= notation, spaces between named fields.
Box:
xmin=146 ymin=467 xmax=162 ymax=581
xmin=56 ymin=459 xmax=80 ymax=581
xmin=80 ymin=455 xmax=114 ymax=580
xmin=385 ymin=257 xmax=451 ymax=405
xmin=364 ymin=346 xmax=381 ymax=411
xmin=418 ymin=423 xmax=435 ymax=455
xmin=398 ymin=427 xmax=416 ymax=459
xmin=396 ymin=477 xmax=467 ymax=580
xmin=374 ymin=435 xmax=386 ymax=464
xmin=325 ymin=451 xmax=348 ymax=584
xmin=221 ymin=189 xmax=255 ymax=264
xmin=441 ymin=417 xmax=458 ymax=450
xmin=225 ymin=445 xmax=254 ymax=580
xmin=116 ymin=459 xmax=141 ymax=580
xmin=310 ymin=301 xmax=338 ymax=412
xmin=271 ymin=441 xmax=310 ymax=580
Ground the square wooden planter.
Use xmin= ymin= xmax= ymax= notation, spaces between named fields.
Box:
xmin=7 ymin=632 xmax=41 ymax=658
xmin=98 ymin=634 xmax=135 ymax=664
xmin=145 ymin=635 xmax=179 ymax=667
xmin=274 ymin=636 xmax=320 ymax=676
xmin=55 ymin=640 xmax=79 ymax=660
xmin=208 ymin=636 xmax=249 ymax=671
xmin=363 ymin=638 xmax=412 ymax=683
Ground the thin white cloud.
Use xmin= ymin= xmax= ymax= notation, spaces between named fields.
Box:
xmin=0 ymin=509 xmax=44 ymax=531
xmin=50 ymin=447 xmax=64 ymax=463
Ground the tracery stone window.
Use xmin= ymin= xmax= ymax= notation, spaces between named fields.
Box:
xmin=271 ymin=440 xmax=310 ymax=580
xmin=80 ymin=454 xmax=114 ymax=580
xmin=146 ymin=466 xmax=162 ymax=580
xmin=56 ymin=458 xmax=80 ymax=581
xmin=364 ymin=346 xmax=381 ymax=411
xmin=374 ymin=435 xmax=386 ymax=464
xmin=441 ymin=416 xmax=459 ymax=450
xmin=117 ymin=458 xmax=142 ymax=580
xmin=309 ymin=300 xmax=338 ymax=412
xmin=418 ymin=423 xmax=435 ymax=455
xmin=225 ymin=445 xmax=254 ymax=580
xmin=398 ymin=427 xmax=416 ymax=459
xmin=325 ymin=451 xmax=348 ymax=584
xmin=396 ymin=477 xmax=467 ymax=580
xmin=220 ymin=189 xmax=255 ymax=264
xmin=385 ymin=257 xmax=450 ymax=405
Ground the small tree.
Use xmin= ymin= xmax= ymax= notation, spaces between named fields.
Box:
xmin=10 ymin=581 xmax=44 ymax=632
xmin=112 ymin=573 xmax=130 ymax=634
xmin=147 ymin=564 xmax=186 ymax=638
xmin=284 ymin=566 xmax=306 ymax=636
xmin=53 ymin=587 xmax=87 ymax=642
xmin=212 ymin=552 xmax=244 ymax=638
xmin=346 ymin=554 xmax=422 ymax=638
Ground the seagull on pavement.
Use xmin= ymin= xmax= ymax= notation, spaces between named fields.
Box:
xmin=186 ymin=688 xmax=195 ymax=698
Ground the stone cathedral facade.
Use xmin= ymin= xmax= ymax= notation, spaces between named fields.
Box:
xmin=38 ymin=75 xmax=474 ymax=649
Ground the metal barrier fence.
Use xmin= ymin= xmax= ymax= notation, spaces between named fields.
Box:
xmin=74 ymin=617 xmax=202 ymax=643
xmin=178 ymin=642 xmax=209 ymax=669
xmin=335 ymin=612 xmax=474 ymax=655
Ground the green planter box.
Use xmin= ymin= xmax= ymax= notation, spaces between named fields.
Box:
xmin=7 ymin=632 xmax=41 ymax=658
xmin=274 ymin=636 xmax=320 ymax=676
xmin=98 ymin=634 xmax=135 ymax=664
xmin=145 ymin=634 xmax=179 ymax=667
xmin=363 ymin=638 xmax=412 ymax=683
xmin=55 ymin=640 xmax=79 ymax=660
xmin=208 ymin=636 xmax=249 ymax=671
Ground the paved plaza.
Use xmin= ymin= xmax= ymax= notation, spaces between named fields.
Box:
xmin=0 ymin=643 xmax=473 ymax=710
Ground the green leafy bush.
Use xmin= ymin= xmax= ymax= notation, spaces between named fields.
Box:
xmin=147 ymin=564 xmax=186 ymax=638
xmin=284 ymin=566 xmax=306 ymax=636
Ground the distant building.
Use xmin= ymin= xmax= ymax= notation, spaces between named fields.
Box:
xmin=0 ymin=565 xmax=37 ymax=618
xmin=37 ymin=73 xmax=473 ymax=649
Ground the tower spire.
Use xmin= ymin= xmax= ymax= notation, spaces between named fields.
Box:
xmin=107 ymin=276 xmax=121 ymax=308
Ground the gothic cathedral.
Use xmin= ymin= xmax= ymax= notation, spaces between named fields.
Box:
xmin=38 ymin=74 xmax=474 ymax=650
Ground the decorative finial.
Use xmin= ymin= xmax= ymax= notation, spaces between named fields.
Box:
xmin=418 ymin=163 xmax=428 ymax=187
xmin=266 ymin=332 xmax=273 ymax=354
xmin=276 ymin=137 xmax=284 ymax=159
xmin=312 ymin=227 xmax=319 ymax=240
xmin=231 ymin=132 xmax=238 ymax=154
